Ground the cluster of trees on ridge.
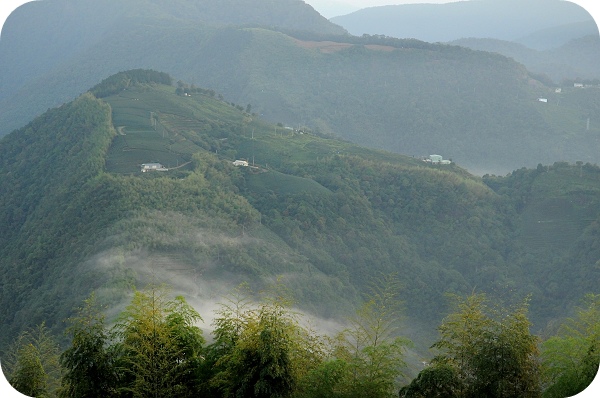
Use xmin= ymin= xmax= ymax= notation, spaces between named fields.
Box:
xmin=3 ymin=278 xmax=598 ymax=398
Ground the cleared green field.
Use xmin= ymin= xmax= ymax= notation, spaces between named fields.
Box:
xmin=102 ymin=84 xmax=447 ymax=177
xmin=518 ymin=166 xmax=600 ymax=252
xmin=103 ymin=90 xmax=208 ymax=173
xmin=245 ymin=169 xmax=332 ymax=197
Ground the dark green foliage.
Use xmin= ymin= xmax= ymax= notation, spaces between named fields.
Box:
xmin=226 ymin=309 xmax=296 ymax=398
xmin=90 ymin=69 xmax=172 ymax=98
xmin=418 ymin=294 xmax=541 ymax=398
xmin=0 ymin=93 xmax=117 ymax=348
xmin=399 ymin=363 xmax=462 ymax=398
xmin=59 ymin=295 xmax=118 ymax=398
xmin=208 ymin=285 xmax=303 ymax=398
xmin=1 ymin=74 xmax=600 ymax=398
xmin=483 ymin=162 xmax=600 ymax=321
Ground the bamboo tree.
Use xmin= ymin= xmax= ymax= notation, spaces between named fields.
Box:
xmin=3 ymin=323 xmax=62 ymax=397
xmin=541 ymin=293 xmax=600 ymax=398
xmin=114 ymin=285 xmax=204 ymax=398
xmin=424 ymin=293 xmax=541 ymax=398
xmin=60 ymin=294 xmax=117 ymax=398
xmin=210 ymin=281 xmax=326 ymax=398
xmin=307 ymin=274 xmax=410 ymax=398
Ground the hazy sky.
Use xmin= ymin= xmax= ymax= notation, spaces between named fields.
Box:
xmin=1 ymin=1 xmax=599 ymax=32
xmin=307 ymin=0 xmax=461 ymax=17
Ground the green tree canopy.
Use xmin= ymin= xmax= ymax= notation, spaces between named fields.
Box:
xmin=3 ymin=323 xmax=62 ymax=398
xmin=59 ymin=294 xmax=118 ymax=398
xmin=541 ymin=293 xmax=600 ymax=398
xmin=113 ymin=285 xmax=205 ymax=398
xmin=403 ymin=293 xmax=541 ymax=398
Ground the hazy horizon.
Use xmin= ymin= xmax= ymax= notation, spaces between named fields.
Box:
xmin=1 ymin=1 xmax=599 ymax=32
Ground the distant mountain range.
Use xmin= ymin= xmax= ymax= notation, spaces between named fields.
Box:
xmin=331 ymin=0 xmax=597 ymax=49
xmin=450 ymin=33 xmax=600 ymax=82
xmin=330 ymin=0 xmax=600 ymax=84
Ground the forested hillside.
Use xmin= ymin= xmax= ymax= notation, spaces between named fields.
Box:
xmin=2 ymin=1 xmax=600 ymax=174
xmin=451 ymin=34 xmax=600 ymax=83
xmin=1 ymin=69 xmax=599 ymax=352
xmin=1 ymin=70 xmax=598 ymax=397
xmin=0 ymin=0 xmax=342 ymax=101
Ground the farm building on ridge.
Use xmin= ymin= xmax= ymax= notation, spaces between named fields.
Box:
xmin=141 ymin=163 xmax=168 ymax=172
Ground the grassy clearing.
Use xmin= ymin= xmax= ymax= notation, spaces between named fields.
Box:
xmin=519 ymin=166 xmax=600 ymax=251
xmin=245 ymin=169 xmax=332 ymax=197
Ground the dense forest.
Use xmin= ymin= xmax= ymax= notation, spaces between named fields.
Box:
xmin=0 ymin=70 xmax=599 ymax=396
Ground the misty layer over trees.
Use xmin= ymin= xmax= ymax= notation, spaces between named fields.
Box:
xmin=3 ymin=283 xmax=599 ymax=398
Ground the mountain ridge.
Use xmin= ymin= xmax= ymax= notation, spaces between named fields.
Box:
xmin=330 ymin=0 xmax=595 ymax=46
xmin=1 ymin=71 xmax=599 ymax=360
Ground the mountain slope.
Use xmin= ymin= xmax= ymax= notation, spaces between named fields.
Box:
xmin=451 ymin=34 xmax=600 ymax=83
xmin=3 ymin=19 xmax=600 ymax=174
xmin=0 ymin=0 xmax=345 ymax=102
xmin=1 ymin=71 xmax=599 ymax=359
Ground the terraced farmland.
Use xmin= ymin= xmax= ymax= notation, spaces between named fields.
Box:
xmin=104 ymin=90 xmax=204 ymax=173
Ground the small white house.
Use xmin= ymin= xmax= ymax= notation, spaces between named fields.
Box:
xmin=429 ymin=154 xmax=443 ymax=163
xmin=538 ymin=98 xmax=548 ymax=103
xmin=141 ymin=163 xmax=167 ymax=172
xmin=555 ymin=88 xmax=562 ymax=93
xmin=425 ymin=154 xmax=451 ymax=165
xmin=233 ymin=160 xmax=249 ymax=167
xmin=574 ymin=83 xmax=584 ymax=88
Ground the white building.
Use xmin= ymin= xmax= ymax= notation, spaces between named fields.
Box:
xmin=430 ymin=154 xmax=443 ymax=163
xmin=538 ymin=98 xmax=548 ymax=103
xmin=141 ymin=163 xmax=167 ymax=172
xmin=425 ymin=154 xmax=451 ymax=165
xmin=233 ymin=160 xmax=249 ymax=167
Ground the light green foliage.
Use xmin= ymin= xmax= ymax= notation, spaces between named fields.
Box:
xmin=424 ymin=293 xmax=541 ymax=398
xmin=294 ymin=359 xmax=350 ymax=398
xmin=541 ymin=294 xmax=600 ymax=398
xmin=296 ymin=275 xmax=410 ymax=398
xmin=337 ymin=275 xmax=410 ymax=398
xmin=208 ymin=282 xmax=327 ymax=398
xmin=3 ymin=323 xmax=62 ymax=398
xmin=114 ymin=285 xmax=205 ymax=398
